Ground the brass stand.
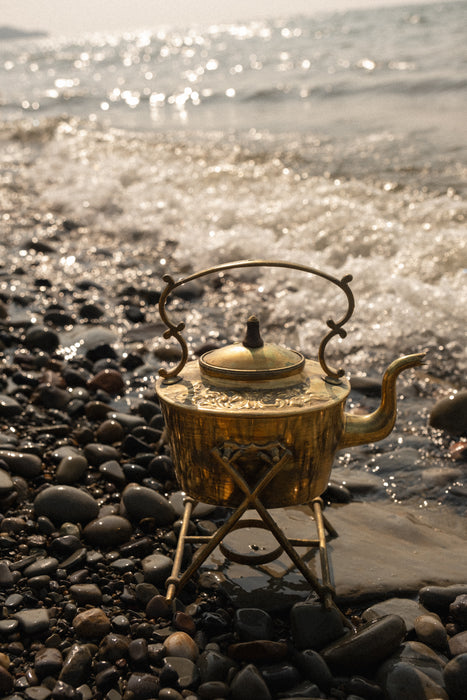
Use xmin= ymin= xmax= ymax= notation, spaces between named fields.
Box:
xmin=165 ymin=445 xmax=339 ymax=610
xmin=165 ymin=495 xmax=337 ymax=608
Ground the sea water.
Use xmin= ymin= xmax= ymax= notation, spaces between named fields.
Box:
xmin=0 ymin=0 xmax=466 ymax=380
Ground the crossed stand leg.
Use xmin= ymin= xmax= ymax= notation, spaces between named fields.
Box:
xmin=165 ymin=441 xmax=337 ymax=611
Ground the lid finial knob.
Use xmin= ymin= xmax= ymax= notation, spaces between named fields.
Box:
xmin=243 ymin=315 xmax=264 ymax=349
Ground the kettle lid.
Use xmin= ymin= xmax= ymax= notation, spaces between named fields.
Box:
xmin=199 ymin=316 xmax=305 ymax=381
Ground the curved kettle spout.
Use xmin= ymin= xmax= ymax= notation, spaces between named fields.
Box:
xmin=339 ymin=353 xmax=426 ymax=450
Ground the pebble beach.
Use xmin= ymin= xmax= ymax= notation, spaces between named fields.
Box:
xmin=1 ymin=2 xmax=467 ymax=697
xmin=0 ymin=217 xmax=466 ymax=700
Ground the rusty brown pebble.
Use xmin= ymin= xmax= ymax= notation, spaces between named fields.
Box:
xmin=87 ymin=368 xmax=125 ymax=395
xmin=72 ymin=607 xmax=111 ymax=640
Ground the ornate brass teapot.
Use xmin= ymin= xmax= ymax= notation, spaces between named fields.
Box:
xmin=156 ymin=260 xmax=424 ymax=509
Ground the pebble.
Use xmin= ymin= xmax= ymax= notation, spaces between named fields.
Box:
xmin=383 ymin=661 xmax=448 ymax=700
xmin=443 ymin=653 xmax=467 ymax=700
xmin=290 ymin=601 xmax=345 ymax=650
xmin=96 ymin=420 xmax=125 ymax=444
xmin=449 ymin=630 xmax=467 ymax=656
xmin=419 ymin=584 xmax=467 ymax=612
xmin=322 ymin=614 xmax=407 ymax=675
xmin=261 ymin=662 xmax=301 ymax=693
xmin=83 ymin=443 xmax=120 ymax=466
xmin=450 ymin=594 xmax=467 ymax=626
xmin=59 ymin=644 xmax=92 ymax=686
xmin=228 ymin=640 xmax=288 ymax=663
xmin=234 ymin=607 xmax=274 ymax=642
xmin=24 ymin=556 xmax=59 ymax=578
xmin=82 ymin=515 xmax=133 ymax=547
xmin=164 ymin=631 xmax=199 ymax=661
xmin=24 ymin=325 xmax=59 ymax=352
xmin=230 ymin=663 xmax=272 ymax=700
xmin=126 ymin=671 xmax=160 ymax=698
xmin=13 ymin=608 xmax=50 ymax=635
xmin=34 ymin=485 xmax=99 ymax=524
xmin=197 ymin=650 xmax=238 ymax=683
xmin=163 ymin=656 xmax=199 ymax=689
xmin=414 ymin=614 xmax=449 ymax=650
xmin=0 ymin=468 xmax=14 ymax=495
xmin=292 ymin=648 xmax=333 ymax=693
xmin=0 ymin=665 xmax=14 ymax=695
xmin=72 ymin=608 xmax=111 ymax=640
xmin=0 ymin=394 xmax=22 ymax=418
xmin=87 ymin=369 xmax=125 ymax=395
xmin=362 ymin=597 xmax=428 ymax=633
xmin=34 ymin=647 xmax=63 ymax=679
xmin=98 ymin=459 xmax=126 ymax=486
xmin=0 ymin=450 xmax=42 ymax=477
xmin=377 ymin=640 xmax=446 ymax=688
xmin=56 ymin=454 xmax=88 ymax=484
xmin=69 ymin=584 xmax=103 ymax=605
xmin=429 ymin=391 xmax=467 ymax=435
xmin=121 ymin=483 xmax=176 ymax=525
xmin=196 ymin=680 xmax=229 ymax=698
xmin=141 ymin=552 xmax=173 ymax=586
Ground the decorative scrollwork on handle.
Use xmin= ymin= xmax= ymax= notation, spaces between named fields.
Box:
xmin=157 ymin=260 xmax=355 ymax=382
xmin=318 ymin=273 xmax=354 ymax=380
xmin=157 ymin=274 xmax=189 ymax=383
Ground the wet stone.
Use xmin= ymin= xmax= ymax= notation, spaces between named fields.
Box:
xmin=24 ymin=557 xmax=59 ymax=578
xmin=0 ymin=665 xmax=14 ymax=695
xmin=164 ymin=631 xmax=199 ymax=661
xmin=69 ymin=584 xmax=103 ymax=606
xmin=0 ymin=561 xmax=14 ymax=587
xmin=56 ymin=455 xmax=88 ymax=484
xmin=59 ymin=644 xmax=92 ymax=686
xmin=260 ymin=661 xmax=301 ymax=692
xmin=24 ymin=326 xmax=60 ymax=352
xmin=234 ymin=607 xmax=274 ymax=642
xmin=197 ymin=680 xmax=229 ymax=698
xmin=82 ymin=515 xmax=133 ymax=547
xmin=383 ymin=661 xmax=448 ymax=700
xmin=290 ymin=601 xmax=345 ymax=651
xmin=230 ymin=663 xmax=272 ymax=700
xmin=14 ymin=608 xmax=50 ymax=635
xmin=429 ymin=391 xmax=467 ymax=436
xmin=414 ymin=614 xmax=448 ymax=650
xmin=322 ymin=614 xmax=407 ymax=675
xmin=141 ymin=553 xmax=173 ymax=586
xmin=0 ymin=395 xmax=22 ymax=418
xmin=362 ymin=597 xmax=428 ymax=633
xmin=292 ymin=649 xmax=334 ymax=693
xmin=99 ymin=459 xmax=126 ymax=486
xmin=197 ymin=650 xmax=238 ymax=684
xmin=0 ymin=450 xmax=42 ymax=477
xmin=163 ymin=656 xmax=199 ymax=689
xmin=34 ymin=485 xmax=99 ymax=524
xmin=88 ymin=369 xmax=125 ymax=395
xmin=34 ymin=646 xmax=63 ymax=678
xmin=0 ymin=469 xmax=15 ymax=498
xmin=83 ymin=443 xmax=119 ymax=466
xmin=0 ymin=618 xmax=19 ymax=636
xmin=122 ymin=483 xmax=176 ymax=525
xmin=72 ymin=607 xmax=111 ymax=640
xmin=449 ymin=630 xmax=467 ymax=656
xmin=377 ymin=641 xmax=446 ymax=688
xmin=146 ymin=594 xmax=171 ymax=620
xmin=126 ymin=671 xmax=160 ymax=698
xmin=450 ymin=594 xmax=467 ymax=626
xmin=419 ymin=584 xmax=467 ymax=612
xmin=443 ymin=653 xmax=467 ymax=700
xmin=98 ymin=633 xmax=130 ymax=662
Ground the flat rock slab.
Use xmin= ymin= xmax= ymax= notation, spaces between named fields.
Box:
xmin=202 ymin=502 xmax=467 ymax=609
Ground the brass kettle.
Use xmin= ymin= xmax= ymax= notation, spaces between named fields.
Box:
xmin=156 ymin=260 xmax=424 ymax=508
